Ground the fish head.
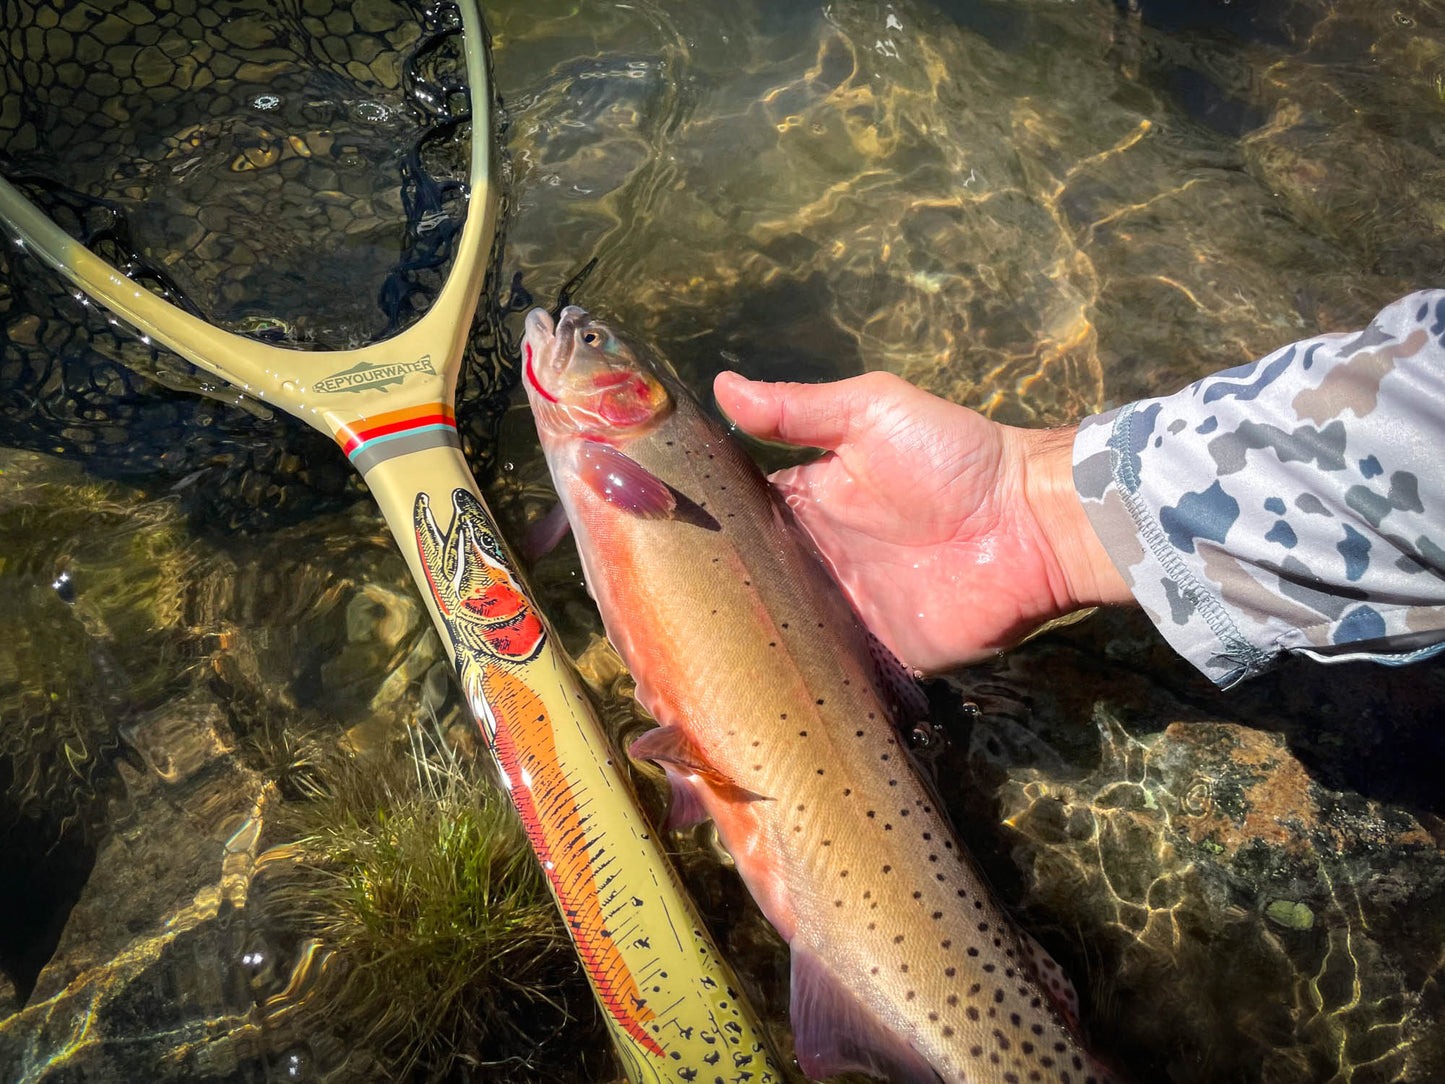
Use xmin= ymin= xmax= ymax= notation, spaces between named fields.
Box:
xmin=523 ymin=306 xmax=672 ymax=441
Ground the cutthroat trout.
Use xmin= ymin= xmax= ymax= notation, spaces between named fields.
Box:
xmin=522 ymin=305 xmax=1116 ymax=1084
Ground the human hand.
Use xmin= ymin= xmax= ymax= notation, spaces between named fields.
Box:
xmin=714 ymin=370 xmax=1131 ymax=673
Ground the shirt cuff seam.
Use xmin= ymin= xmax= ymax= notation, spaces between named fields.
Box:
xmin=1106 ymin=402 xmax=1276 ymax=683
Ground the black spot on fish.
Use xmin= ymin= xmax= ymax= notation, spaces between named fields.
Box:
xmin=968 ymin=947 xmax=979 ymax=957
xmin=867 ymin=810 xmax=875 ymax=818
xmin=943 ymin=1027 xmax=955 ymax=1038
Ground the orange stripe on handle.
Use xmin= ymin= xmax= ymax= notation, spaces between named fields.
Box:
xmin=335 ymin=403 xmax=456 ymax=454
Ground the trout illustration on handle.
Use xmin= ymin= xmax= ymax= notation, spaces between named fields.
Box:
xmin=522 ymin=305 xmax=1120 ymax=1084
xmin=414 ymin=488 xmax=663 ymax=1057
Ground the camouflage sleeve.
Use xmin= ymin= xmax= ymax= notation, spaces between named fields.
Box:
xmin=1072 ymin=290 xmax=1445 ymax=687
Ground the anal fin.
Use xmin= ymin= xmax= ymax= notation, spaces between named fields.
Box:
xmin=790 ymin=944 xmax=943 ymax=1084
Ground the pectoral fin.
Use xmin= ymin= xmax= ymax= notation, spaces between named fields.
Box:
xmin=522 ymin=501 xmax=573 ymax=563
xmin=578 ymin=442 xmax=720 ymax=530
xmin=790 ymin=944 xmax=944 ymax=1084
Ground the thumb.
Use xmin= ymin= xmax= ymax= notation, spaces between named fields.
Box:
xmin=714 ymin=371 xmax=866 ymax=451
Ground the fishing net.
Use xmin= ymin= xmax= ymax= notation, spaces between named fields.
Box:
xmin=0 ymin=0 xmax=513 ymax=529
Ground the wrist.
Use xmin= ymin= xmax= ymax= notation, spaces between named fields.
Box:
xmin=1009 ymin=424 xmax=1133 ymax=612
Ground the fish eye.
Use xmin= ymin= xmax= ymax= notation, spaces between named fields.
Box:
xmin=581 ymin=329 xmax=604 ymax=346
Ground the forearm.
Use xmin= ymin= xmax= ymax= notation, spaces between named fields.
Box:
xmin=1010 ymin=424 xmax=1134 ymax=613
xmin=1067 ymin=290 xmax=1445 ymax=686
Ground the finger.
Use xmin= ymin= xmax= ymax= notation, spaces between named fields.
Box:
xmin=714 ymin=371 xmax=872 ymax=451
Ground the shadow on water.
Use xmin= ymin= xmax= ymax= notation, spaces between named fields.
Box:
xmin=0 ymin=796 xmax=96 ymax=1006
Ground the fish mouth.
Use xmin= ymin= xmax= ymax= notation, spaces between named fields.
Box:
xmin=523 ymin=305 xmax=586 ymax=404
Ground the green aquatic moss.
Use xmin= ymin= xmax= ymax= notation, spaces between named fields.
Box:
xmin=259 ymin=729 xmax=607 ymax=1082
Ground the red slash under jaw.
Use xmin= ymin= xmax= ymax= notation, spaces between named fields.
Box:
xmin=524 ymin=340 xmax=560 ymax=404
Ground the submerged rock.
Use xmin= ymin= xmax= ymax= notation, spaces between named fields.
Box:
xmin=937 ymin=615 xmax=1445 ymax=1084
